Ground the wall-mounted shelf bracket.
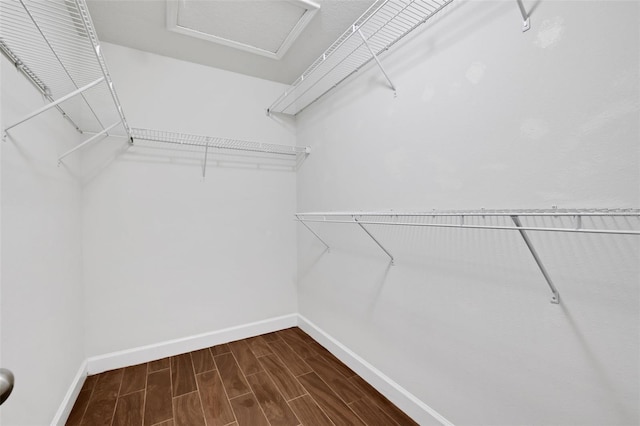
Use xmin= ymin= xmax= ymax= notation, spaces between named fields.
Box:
xmin=516 ymin=0 xmax=531 ymax=32
xmin=58 ymin=120 xmax=121 ymax=164
xmin=356 ymin=27 xmax=396 ymax=95
xmin=202 ymin=143 xmax=210 ymax=179
xmin=511 ymin=215 xmax=559 ymax=304
xmin=4 ymin=77 xmax=105 ymax=137
xmin=354 ymin=218 xmax=395 ymax=265
xmin=296 ymin=215 xmax=331 ymax=252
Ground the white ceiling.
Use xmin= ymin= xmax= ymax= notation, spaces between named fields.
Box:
xmin=87 ymin=0 xmax=376 ymax=84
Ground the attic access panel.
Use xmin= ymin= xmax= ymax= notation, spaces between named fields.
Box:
xmin=166 ymin=0 xmax=320 ymax=59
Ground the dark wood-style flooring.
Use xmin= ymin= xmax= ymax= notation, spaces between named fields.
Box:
xmin=66 ymin=327 xmax=418 ymax=426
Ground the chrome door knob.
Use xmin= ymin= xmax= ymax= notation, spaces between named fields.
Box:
xmin=0 ymin=368 xmax=15 ymax=405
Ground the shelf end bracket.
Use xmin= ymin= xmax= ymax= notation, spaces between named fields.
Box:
xmin=511 ymin=215 xmax=560 ymax=304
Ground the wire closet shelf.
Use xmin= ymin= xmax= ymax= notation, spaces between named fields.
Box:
xmin=0 ymin=0 xmax=131 ymax=147
xmin=296 ymin=209 xmax=640 ymax=235
xmin=267 ymin=0 xmax=453 ymax=115
xmin=131 ymin=128 xmax=310 ymax=157
xmin=296 ymin=209 xmax=640 ymax=305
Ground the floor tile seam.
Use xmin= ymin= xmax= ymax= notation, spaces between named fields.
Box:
xmin=280 ymin=336 xmax=316 ymax=367
xmin=192 ymin=348 xmax=216 ymax=375
xmin=346 ymin=401 xmax=371 ymax=426
xmin=306 ymin=357 xmax=361 ymax=406
xmin=245 ymin=366 xmax=303 ymax=426
xmin=141 ymin=369 xmax=150 ymax=426
xmin=284 ymin=393 xmax=310 ymax=404
xmin=75 ymin=380 xmax=97 ymax=426
xmin=347 ymin=376 xmax=402 ymax=422
xmin=189 ymin=350 xmax=209 ymax=425
xmin=256 ymin=355 xmax=310 ymax=402
xmin=148 ymin=365 xmax=170 ymax=374
xmin=168 ymin=356 xmax=175 ymax=422
xmin=278 ymin=331 xmax=313 ymax=355
xmin=226 ymin=390 xmax=254 ymax=401
xmin=347 ymin=398 xmax=402 ymax=426
xmin=229 ymin=340 xmax=264 ymax=376
xmin=119 ymin=386 xmax=146 ymax=398
xmin=291 ymin=377 xmax=339 ymax=426
xmin=207 ymin=363 xmax=239 ymax=425
xmin=244 ymin=337 xmax=273 ymax=359
xmin=209 ymin=343 xmax=231 ymax=358
xmin=268 ymin=340 xmax=312 ymax=379
xmin=107 ymin=371 xmax=125 ymax=426
xmin=282 ymin=329 xmax=321 ymax=358
xmin=242 ymin=378 xmax=275 ymax=426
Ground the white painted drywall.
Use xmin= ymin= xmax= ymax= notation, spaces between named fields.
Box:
xmin=0 ymin=56 xmax=85 ymax=425
xmin=81 ymin=43 xmax=298 ymax=357
xmin=296 ymin=1 xmax=639 ymax=424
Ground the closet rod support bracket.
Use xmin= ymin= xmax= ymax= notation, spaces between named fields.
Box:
xmin=354 ymin=217 xmax=395 ymax=265
xmin=511 ymin=215 xmax=560 ymax=304
xmin=57 ymin=120 xmax=121 ymax=163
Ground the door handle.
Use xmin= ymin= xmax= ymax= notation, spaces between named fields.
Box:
xmin=0 ymin=368 xmax=15 ymax=405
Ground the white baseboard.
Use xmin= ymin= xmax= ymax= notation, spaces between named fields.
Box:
xmin=51 ymin=359 xmax=88 ymax=426
xmin=87 ymin=314 xmax=297 ymax=374
xmin=56 ymin=313 xmax=450 ymax=426
xmin=297 ymin=315 xmax=454 ymax=426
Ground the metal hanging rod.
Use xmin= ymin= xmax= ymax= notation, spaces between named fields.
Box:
xmin=0 ymin=40 xmax=83 ymax=133
xmin=296 ymin=209 xmax=640 ymax=304
xmin=267 ymin=0 xmax=454 ymax=115
xmin=58 ymin=121 xmax=122 ymax=163
xmin=0 ymin=0 xmax=131 ymax=141
xmin=4 ymin=77 xmax=104 ymax=134
xmin=131 ymin=128 xmax=311 ymax=157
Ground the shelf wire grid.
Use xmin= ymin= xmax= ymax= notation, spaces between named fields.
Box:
xmin=0 ymin=0 xmax=130 ymax=137
xmin=296 ymin=209 xmax=640 ymax=235
xmin=268 ymin=0 xmax=453 ymax=115
xmin=131 ymin=128 xmax=310 ymax=157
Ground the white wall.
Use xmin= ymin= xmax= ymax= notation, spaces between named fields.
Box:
xmin=296 ymin=1 xmax=639 ymax=425
xmin=0 ymin=56 xmax=85 ymax=425
xmin=81 ymin=43 xmax=298 ymax=357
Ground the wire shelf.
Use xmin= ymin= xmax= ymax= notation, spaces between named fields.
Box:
xmin=268 ymin=0 xmax=453 ymax=115
xmin=298 ymin=208 xmax=640 ymax=218
xmin=297 ymin=208 xmax=640 ymax=304
xmin=131 ymin=128 xmax=310 ymax=157
xmin=0 ymin=0 xmax=130 ymax=138
xmin=296 ymin=209 xmax=640 ymax=235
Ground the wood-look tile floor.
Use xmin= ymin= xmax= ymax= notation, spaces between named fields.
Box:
xmin=66 ymin=327 xmax=418 ymax=426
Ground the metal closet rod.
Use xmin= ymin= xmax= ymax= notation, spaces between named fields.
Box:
xmin=0 ymin=40 xmax=83 ymax=133
xmin=296 ymin=209 xmax=640 ymax=305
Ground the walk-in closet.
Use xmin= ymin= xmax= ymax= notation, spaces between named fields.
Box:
xmin=0 ymin=0 xmax=638 ymax=425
